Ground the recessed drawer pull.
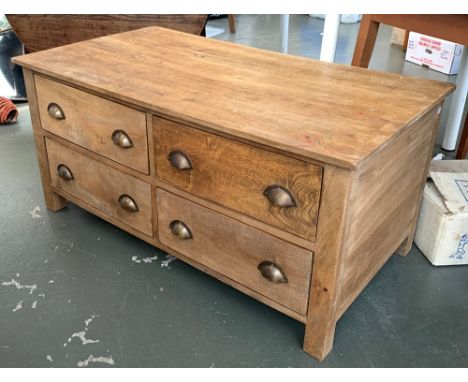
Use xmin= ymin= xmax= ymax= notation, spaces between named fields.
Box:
xmin=263 ymin=185 xmax=297 ymax=207
xmin=258 ymin=261 xmax=288 ymax=284
xmin=47 ymin=103 xmax=65 ymax=120
xmin=57 ymin=164 xmax=74 ymax=180
xmin=118 ymin=194 xmax=139 ymax=212
xmin=112 ymin=130 xmax=134 ymax=149
xmin=169 ymin=220 xmax=193 ymax=240
xmin=168 ymin=150 xmax=192 ymax=170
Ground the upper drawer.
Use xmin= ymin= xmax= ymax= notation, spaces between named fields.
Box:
xmin=154 ymin=117 xmax=323 ymax=241
xmin=35 ymin=75 xmax=149 ymax=174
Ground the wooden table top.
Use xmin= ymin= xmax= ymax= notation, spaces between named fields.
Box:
xmin=13 ymin=26 xmax=455 ymax=169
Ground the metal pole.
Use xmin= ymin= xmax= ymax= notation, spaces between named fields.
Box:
xmin=442 ymin=46 xmax=468 ymax=151
xmin=320 ymin=14 xmax=341 ymax=63
xmin=280 ymin=14 xmax=289 ymax=54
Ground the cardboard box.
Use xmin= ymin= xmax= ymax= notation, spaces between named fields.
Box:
xmin=391 ymin=27 xmax=406 ymax=46
xmin=415 ymin=160 xmax=468 ymax=266
xmin=405 ymin=32 xmax=464 ymax=75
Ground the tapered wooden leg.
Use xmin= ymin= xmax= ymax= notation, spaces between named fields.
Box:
xmin=228 ymin=15 xmax=236 ymax=33
xmin=304 ymin=166 xmax=353 ymax=360
xmin=403 ymin=29 xmax=410 ymax=52
xmin=23 ymin=68 xmax=67 ymax=211
xmin=395 ymin=235 xmax=412 ymax=257
xmin=304 ymin=317 xmax=337 ymax=361
xmin=351 ymin=15 xmax=380 ymax=68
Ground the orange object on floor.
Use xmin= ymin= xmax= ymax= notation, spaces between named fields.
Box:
xmin=0 ymin=97 xmax=18 ymax=124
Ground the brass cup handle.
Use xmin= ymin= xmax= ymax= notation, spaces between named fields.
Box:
xmin=47 ymin=103 xmax=65 ymax=120
xmin=169 ymin=220 xmax=193 ymax=240
xmin=57 ymin=164 xmax=74 ymax=180
xmin=263 ymin=185 xmax=297 ymax=207
xmin=258 ymin=261 xmax=288 ymax=284
xmin=112 ymin=130 xmax=134 ymax=149
xmin=118 ymin=194 xmax=139 ymax=212
xmin=168 ymin=150 xmax=192 ymax=170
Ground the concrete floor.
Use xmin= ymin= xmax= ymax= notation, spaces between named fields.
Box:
xmin=1 ymin=15 xmax=467 ymax=367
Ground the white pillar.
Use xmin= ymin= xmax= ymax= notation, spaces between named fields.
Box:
xmin=320 ymin=14 xmax=341 ymax=63
xmin=280 ymin=14 xmax=289 ymax=54
xmin=442 ymin=46 xmax=468 ymax=151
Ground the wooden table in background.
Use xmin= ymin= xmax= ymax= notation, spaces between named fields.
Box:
xmin=352 ymin=14 xmax=468 ymax=158
xmin=6 ymin=14 xmax=208 ymax=53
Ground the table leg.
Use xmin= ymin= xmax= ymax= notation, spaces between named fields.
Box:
xmin=442 ymin=46 xmax=468 ymax=151
xmin=320 ymin=14 xmax=341 ymax=63
xmin=351 ymin=15 xmax=380 ymax=67
xmin=228 ymin=15 xmax=236 ymax=34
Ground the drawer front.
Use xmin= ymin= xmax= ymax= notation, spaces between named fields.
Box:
xmin=36 ymin=75 xmax=149 ymax=174
xmin=154 ymin=117 xmax=322 ymax=241
xmin=157 ymin=188 xmax=313 ymax=315
xmin=46 ymin=138 xmax=152 ymax=236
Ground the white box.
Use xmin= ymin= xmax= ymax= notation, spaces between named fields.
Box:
xmin=405 ymin=32 xmax=464 ymax=75
xmin=415 ymin=160 xmax=468 ymax=266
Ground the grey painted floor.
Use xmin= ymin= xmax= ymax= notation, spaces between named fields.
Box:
xmin=1 ymin=15 xmax=467 ymax=367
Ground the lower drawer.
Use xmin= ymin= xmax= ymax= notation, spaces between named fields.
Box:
xmin=156 ymin=188 xmax=313 ymax=315
xmin=46 ymin=138 xmax=152 ymax=236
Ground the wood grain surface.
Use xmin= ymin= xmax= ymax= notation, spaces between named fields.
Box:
xmin=157 ymin=188 xmax=314 ymax=315
xmin=12 ymin=27 xmax=455 ymax=169
xmin=36 ymin=75 xmax=149 ymax=174
xmin=22 ymin=69 xmax=68 ymax=211
xmin=304 ymin=165 xmax=354 ymax=360
xmin=337 ymin=106 xmax=441 ymax=316
xmin=154 ymin=117 xmax=323 ymax=240
xmin=46 ymin=138 xmax=152 ymax=235
xmin=16 ymin=25 xmax=456 ymax=362
xmin=7 ymin=14 xmax=208 ymax=53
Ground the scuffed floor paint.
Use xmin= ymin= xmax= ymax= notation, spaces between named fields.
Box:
xmin=131 ymin=256 xmax=141 ymax=264
xmin=161 ymin=255 xmax=176 ymax=268
xmin=64 ymin=314 xmax=100 ymax=347
xmin=132 ymin=254 xmax=159 ymax=264
xmin=12 ymin=301 xmax=23 ymax=312
xmin=77 ymin=354 xmax=115 ymax=367
xmin=68 ymin=332 xmax=100 ymax=346
xmin=2 ymin=278 xmax=37 ymax=294
xmin=142 ymin=255 xmax=158 ymax=264
xmin=29 ymin=206 xmax=41 ymax=219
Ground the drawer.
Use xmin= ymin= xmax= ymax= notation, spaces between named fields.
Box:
xmin=154 ymin=117 xmax=323 ymax=241
xmin=46 ymin=138 xmax=152 ymax=236
xmin=36 ymin=75 xmax=149 ymax=174
xmin=157 ymin=188 xmax=313 ymax=315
